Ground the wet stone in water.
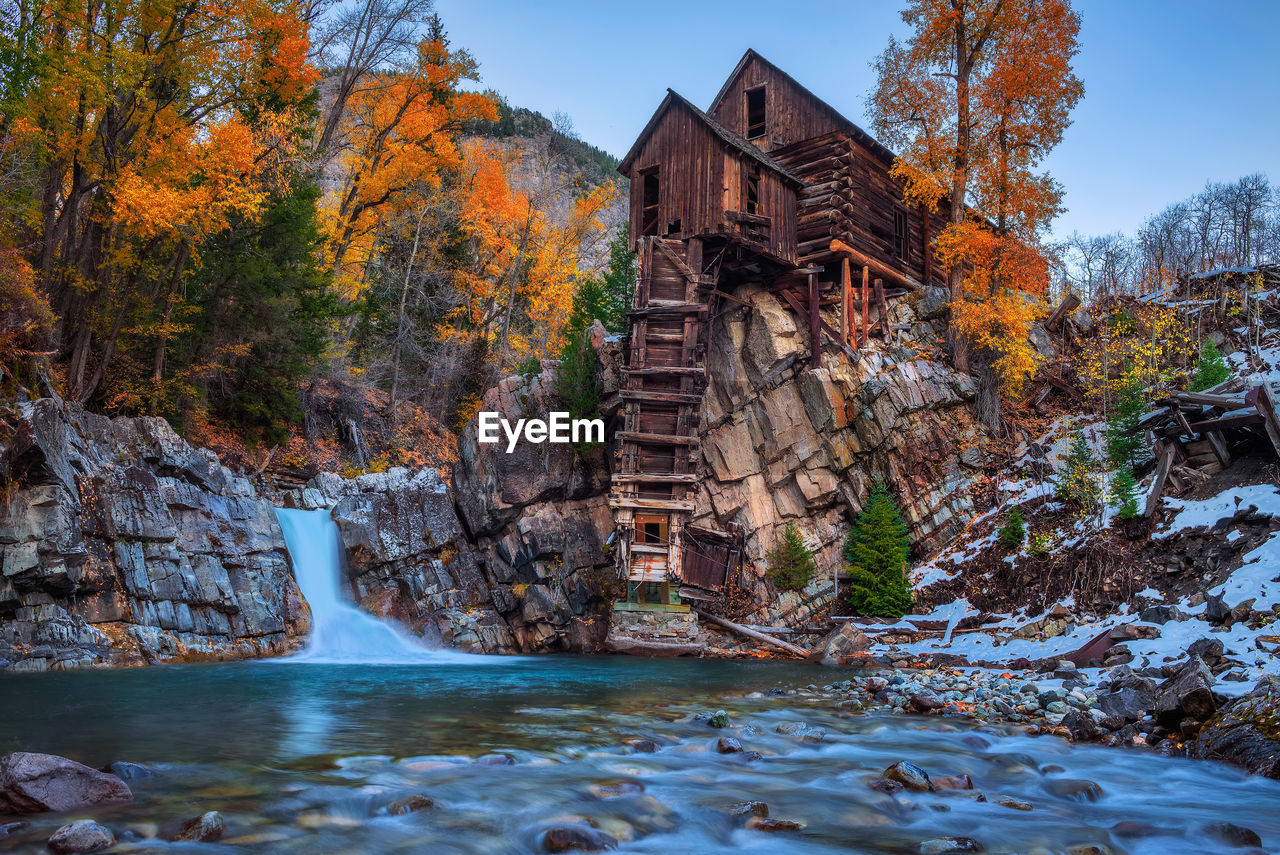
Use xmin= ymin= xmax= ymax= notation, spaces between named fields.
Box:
xmin=715 ymin=737 xmax=743 ymax=754
xmin=47 ymin=820 xmax=115 ymax=855
xmin=919 ymin=837 xmax=984 ymax=854
xmin=726 ymin=800 xmax=768 ymax=818
xmin=1044 ymin=778 xmax=1104 ymax=802
xmin=1203 ymin=822 xmax=1262 ymax=848
xmin=587 ymin=780 xmax=644 ymax=799
xmin=747 ymin=817 xmax=802 ymax=831
xmin=386 ymin=794 xmax=434 ymax=815
xmin=884 ymin=760 xmax=935 ymax=792
xmin=176 ymin=810 xmax=225 ymax=842
xmin=541 ymin=824 xmax=619 ymax=853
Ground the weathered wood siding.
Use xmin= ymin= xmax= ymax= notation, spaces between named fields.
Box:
xmin=626 ymin=104 xmax=726 ymax=252
xmin=626 ymin=101 xmax=797 ymax=262
xmin=709 ymin=54 xmax=844 ymax=152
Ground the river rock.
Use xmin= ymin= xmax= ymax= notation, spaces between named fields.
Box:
xmin=541 ymin=824 xmax=618 ymax=852
xmin=747 ymin=818 xmax=802 ymax=831
xmin=932 ymin=774 xmax=973 ymax=791
xmin=0 ymin=753 xmax=131 ymax=814
xmin=1202 ymin=821 xmax=1262 ymax=847
xmin=1153 ymin=656 xmax=1217 ymax=723
xmin=919 ymin=837 xmax=984 ymax=853
xmin=1044 ymin=779 xmax=1103 ymax=802
xmin=1193 ymin=676 xmax=1280 ymax=777
xmin=176 ymin=811 xmax=225 ymax=842
xmin=716 ymin=737 xmax=744 ymax=754
xmin=816 ymin=623 xmax=871 ymax=664
xmin=47 ymin=820 xmax=115 ymax=854
xmin=726 ymin=800 xmax=769 ymax=818
xmin=884 ymin=761 xmax=934 ymax=792
xmin=386 ymin=794 xmax=434 ymax=814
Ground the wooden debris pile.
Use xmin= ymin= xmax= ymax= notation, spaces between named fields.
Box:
xmin=1132 ymin=379 xmax=1280 ymax=517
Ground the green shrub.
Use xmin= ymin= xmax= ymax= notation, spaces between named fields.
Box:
xmin=1029 ymin=532 xmax=1051 ymax=556
xmin=998 ymin=506 xmax=1026 ymax=548
xmin=767 ymin=521 xmax=816 ymax=591
xmin=844 ymin=483 xmax=913 ymax=618
xmin=1191 ymin=339 xmax=1232 ymax=391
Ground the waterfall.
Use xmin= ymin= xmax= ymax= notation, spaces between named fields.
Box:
xmin=275 ymin=508 xmax=453 ymax=664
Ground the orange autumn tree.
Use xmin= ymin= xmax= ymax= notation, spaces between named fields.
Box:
xmin=442 ymin=140 xmax=617 ymax=378
xmin=321 ymin=23 xmax=498 ymax=298
xmin=2 ymin=0 xmax=317 ymax=404
xmin=870 ymin=0 xmax=1083 ymax=394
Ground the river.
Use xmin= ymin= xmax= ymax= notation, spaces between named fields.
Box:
xmin=2 ymin=657 xmax=1278 ymax=854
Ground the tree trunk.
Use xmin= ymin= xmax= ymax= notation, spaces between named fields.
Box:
xmin=950 ymin=17 xmax=972 ymax=375
xmin=389 ymin=207 xmax=429 ymax=419
xmin=149 ymin=241 xmax=191 ymax=414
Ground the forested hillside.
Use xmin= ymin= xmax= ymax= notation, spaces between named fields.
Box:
xmin=0 ymin=0 xmax=628 ymax=477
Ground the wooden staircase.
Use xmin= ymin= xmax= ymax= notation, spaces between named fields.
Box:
xmin=609 ymin=237 xmax=716 ymax=609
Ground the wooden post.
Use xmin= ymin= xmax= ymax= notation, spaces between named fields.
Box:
xmin=873 ymin=278 xmax=887 ymax=336
xmin=920 ymin=202 xmax=932 ymax=286
xmin=807 ymin=271 xmax=821 ymax=368
xmin=860 ymin=265 xmax=870 ymax=345
xmin=841 ymin=257 xmax=852 ymax=345
xmin=1145 ymin=440 xmax=1176 ymax=519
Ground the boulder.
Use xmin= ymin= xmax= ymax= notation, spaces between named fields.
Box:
xmin=47 ymin=820 xmax=115 ymax=854
xmin=541 ymin=824 xmax=618 ymax=853
xmin=815 ymin=622 xmax=871 ymax=665
xmin=1096 ymin=686 xmax=1153 ymax=723
xmin=884 ymin=760 xmax=934 ymax=792
xmin=0 ymin=753 xmax=131 ymax=815
xmin=1193 ymin=676 xmax=1280 ymax=778
xmin=1152 ymin=656 xmax=1217 ymax=723
xmin=1139 ymin=605 xmax=1185 ymax=624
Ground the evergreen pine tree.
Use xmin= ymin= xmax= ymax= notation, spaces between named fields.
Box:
xmin=767 ymin=521 xmax=816 ymax=591
xmin=1105 ymin=378 xmax=1148 ymax=469
xmin=1191 ymin=340 xmax=1232 ymax=392
xmin=844 ymin=483 xmax=914 ymax=618
xmin=998 ymin=506 xmax=1026 ymax=548
xmin=1111 ymin=468 xmax=1139 ymax=520
xmin=1057 ymin=427 xmax=1101 ymax=509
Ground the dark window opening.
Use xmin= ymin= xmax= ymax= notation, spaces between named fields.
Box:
xmin=893 ymin=210 xmax=908 ymax=261
xmin=642 ymin=522 xmax=662 ymax=544
xmin=666 ymin=218 xmax=681 ymax=235
xmin=640 ymin=168 xmax=660 ymax=236
xmin=745 ymin=166 xmax=760 ymax=216
xmin=746 ymin=86 xmax=767 ymax=139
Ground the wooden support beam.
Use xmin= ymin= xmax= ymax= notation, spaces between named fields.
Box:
xmin=624 ymin=366 xmax=706 ymax=377
xmin=628 ymin=303 xmax=708 ymax=317
xmin=1206 ymin=430 xmax=1231 ymax=468
xmin=860 ymin=265 xmax=870 ymax=346
xmin=1255 ymin=382 xmax=1280 ymax=459
xmin=841 ymin=256 xmax=852 ymax=345
xmin=829 ymin=239 xmax=918 ymax=291
xmin=808 ymin=271 xmax=821 ymax=369
xmin=1145 ymin=440 xmax=1176 ymax=519
xmin=874 ymin=278 xmax=888 ymax=336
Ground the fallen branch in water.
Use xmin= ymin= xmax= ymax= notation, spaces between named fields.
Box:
xmin=693 ymin=608 xmax=811 ymax=659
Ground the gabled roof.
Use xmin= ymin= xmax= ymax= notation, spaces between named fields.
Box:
xmin=618 ymin=88 xmax=804 ymax=187
xmin=709 ymin=49 xmax=898 ymax=167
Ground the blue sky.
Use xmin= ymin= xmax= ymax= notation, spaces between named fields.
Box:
xmin=433 ymin=0 xmax=1280 ymax=240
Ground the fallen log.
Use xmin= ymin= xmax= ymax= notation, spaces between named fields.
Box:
xmin=693 ymin=608 xmax=811 ymax=658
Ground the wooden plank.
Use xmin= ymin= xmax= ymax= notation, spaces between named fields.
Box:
xmin=615 ymin=431 xmax=700 ymax=446
xmin=1045 ymin=293 xmax=1082 ymax=331
xmin=1169 ymin=391 xmax=1248 ymax=409
xmin=1256 ymin=382 xmax=1280 ymax=458
xmin=624 ymin=366 xmax=706 ymax=377
xmin=619 ymin=389 xmax=704 ymax=404
xmin=1186 ymin=411 xmax=1263 ymax=432
xmin=1145 ymin=441 xmax=1176 ymax=519
xmin=611 ymin=473 xmax=701 ymax=483
xmin=628 ymin=303 xmax=708 ymax=317
xmin=1205 ymin=430 xmax=1231 ymax=468
xmin=609 ymin=497 xmax=698 ymax=512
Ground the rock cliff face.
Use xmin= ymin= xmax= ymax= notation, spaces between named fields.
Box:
xmin=1 ymin=289 xmax=988 ymax=667
xmin=0 ymin=396 xmax=310 ymax=671
xmin=692 ymin=284 xmax=986 ymax=623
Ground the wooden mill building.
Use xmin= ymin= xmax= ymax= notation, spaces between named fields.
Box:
xmin=609 ymin=49 xmax=948 ymax=614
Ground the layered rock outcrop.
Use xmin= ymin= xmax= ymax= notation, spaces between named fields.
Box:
xmin=692 ymin=284 xmax=986 ymax=622
xmin=1 ymin=396 xmax=310 ymax=671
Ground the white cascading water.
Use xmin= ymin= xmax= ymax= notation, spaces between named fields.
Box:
xmin=275 ymin=508 xmax=462 ymax=664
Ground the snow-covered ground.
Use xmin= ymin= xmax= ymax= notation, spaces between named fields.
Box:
xmin=885 ymin=478 xmax=1280 ymax=695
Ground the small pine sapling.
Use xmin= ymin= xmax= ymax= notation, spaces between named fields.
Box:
xmin=1105 ymin=379 xmax=1148 ymax=469
xmin=998 ymin=506 xmax=1026 ymax=548
xmin=1057 ymin=427 xmax=1102 ymax=510
xmin=844 ymin=482 xmax=914 ymax=618
xmin=767 ymin=521 xmax=816 ymax=591
xmin=1191 ymin=340 xmax=1232 ymax=392
xmin=1111 ymin=467 xmax=1139 ymax=520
